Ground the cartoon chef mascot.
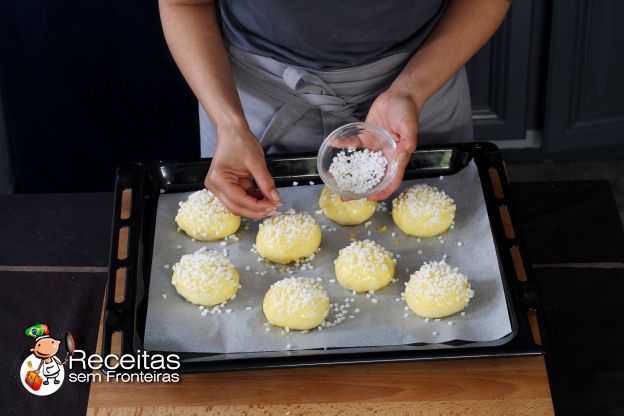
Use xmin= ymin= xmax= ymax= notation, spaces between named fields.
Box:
xmin=25 ymin=323 xmax=67 ymax=385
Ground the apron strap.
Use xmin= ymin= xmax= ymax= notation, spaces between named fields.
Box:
xmin=229 ymin=46 xmax=408 ymax=145
xmin=261 ymin=103 xmax=309 ymax=144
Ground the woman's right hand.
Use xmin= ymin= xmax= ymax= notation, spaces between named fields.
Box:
xmin=204 ymin=125 xmax=282 ymax=220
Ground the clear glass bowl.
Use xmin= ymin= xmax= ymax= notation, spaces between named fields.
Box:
xmin=317 ymin=122 xmax=398 ymax=200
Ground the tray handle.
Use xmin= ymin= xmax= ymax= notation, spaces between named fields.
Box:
xmin=485 ymin=155 xmax=549 ymax=350
xmin=102 ymin=164 xmax=145 ymax=362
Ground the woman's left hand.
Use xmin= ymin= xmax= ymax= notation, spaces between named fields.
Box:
xmin=365 ymin=85 xmax=420 ymax=201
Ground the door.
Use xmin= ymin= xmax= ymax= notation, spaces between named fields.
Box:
xmin=466 ymin=0 xmax=538 ymax=141
xmin=544 ymin=0 xmax=624 ymax=156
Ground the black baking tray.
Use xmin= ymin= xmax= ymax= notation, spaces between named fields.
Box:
xmin=102 ymin=142 xmax=547 ymax=372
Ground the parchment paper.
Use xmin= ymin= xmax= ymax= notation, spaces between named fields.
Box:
xmin=144 ymin=160 xmax=512 ymax=354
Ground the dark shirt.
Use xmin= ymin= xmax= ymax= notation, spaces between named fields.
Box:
xmin=219 ymin=0 xmax=447 ymax=70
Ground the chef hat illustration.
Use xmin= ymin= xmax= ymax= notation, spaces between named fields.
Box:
xmin=24 ymin=324 xmax=51 ymax=341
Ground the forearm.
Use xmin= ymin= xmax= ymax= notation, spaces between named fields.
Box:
xmin=392 ymin=0 xmax=510 ymax=109
xmin=159 ymin=0 xmax=247 ymax=131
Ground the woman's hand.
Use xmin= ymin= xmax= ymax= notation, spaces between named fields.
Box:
xmin=204 ymin=125 xmax=282 ymax=220
xmin=161 ymin=0 xmax=281 ymax=219
xmin=365 ymin=86 xmax=420 ymax=201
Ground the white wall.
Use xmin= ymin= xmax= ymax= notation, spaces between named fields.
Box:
xmin=0 ymin=86 xmax=13 ymax=194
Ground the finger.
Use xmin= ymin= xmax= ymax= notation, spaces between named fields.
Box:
xmin=327 ymin=134 xmax=363 ymax=149
xmin=221 ymin=184 xmax=276 ymax=216
xmin=229 ymin=205 xmax=272 ymax=221
xmin=214 ymin=188 xmax=275 ymax=220
xmin=206 ymin=175 xmax=276 ymax=218
xmin=247 ymin=159 xmax=282 ymax=204
xmin=205 ymin=183 xmax=268 ymax=220
xmin=368 ymin=148 xmax=410 ymax=202
xmin=367 ymin=173 xmax=402 ymax=201
xmin=239 ymin=177 xmax=253 ymax=189
xmin=239 ymin=177 xmax=264 ymax=200
xmin=328 ymin=131 xmax=385 ymax=152
xmin=388 ymin=119 xmax=417 ymax=171
xmin=358 ymin=131 xmax=385 ymax=152
xmin=396 ymin=118 xmax=418 ymax=154
xmin=396 ymin=139 xmax=416 ymax=156
xmin=245 ymin=188 xmax=265 ymax=200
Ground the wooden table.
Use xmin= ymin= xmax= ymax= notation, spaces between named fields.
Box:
xmin=89 ymin=289 xmax=553 ymax=416
xmin=87 ymin=355 xmax=553 ymax=415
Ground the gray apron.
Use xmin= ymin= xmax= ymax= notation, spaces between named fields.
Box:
xmin=200 ymin=45 xmax=473 ymax=157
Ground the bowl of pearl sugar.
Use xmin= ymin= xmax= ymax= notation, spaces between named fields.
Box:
xmin=317 ymin=122 xmax=399 ymax=200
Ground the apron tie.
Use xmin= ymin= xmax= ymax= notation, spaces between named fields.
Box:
xmin=282 ymin=67 xmax=358 ymax=119
xmin=229 ymin=46 xmax=410 ymax=145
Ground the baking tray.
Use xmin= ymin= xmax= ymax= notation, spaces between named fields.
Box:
xmin=102 ymin=142 xmax=547 ymax=372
